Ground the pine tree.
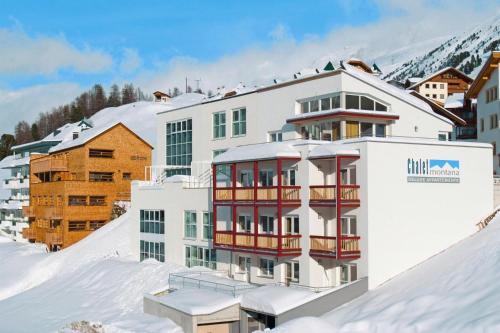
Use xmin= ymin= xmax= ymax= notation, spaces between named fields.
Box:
xmin=89 ymin=84 xmax=107 ymax=116
xmin=70 ymin=102 xmax=84 ymax=122
xmin=121 ymin=83 xmax=137 ymax=104
xmin=0 ymin=134 xmax=16 ymax=160
xmin=172 ymin=87 xmax=181 ymax=97
xmin=31 ymin=123 xmax=41 ymax=141
xmin=107 ymin=84 xmax=121 ymax=107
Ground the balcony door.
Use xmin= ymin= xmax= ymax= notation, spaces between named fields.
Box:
xmin=281 ymin=168 xmax=296 ymax=186
xmin=283 ymin=216 xmax=299 ymax=235
xmin=340 ymin=168 xmax=356 ymax=185
xmin=259 ymin=170 xmax=274 ymax=187
xmin=238 ymin=256 xmax=251 ymax=282
xmin=341 ymin=216 xmax=357 ymax=236
xmin=239 ymin=170 xmax=253 ymax=187
xmin=238 ymin=215 xmax=252 ymax=233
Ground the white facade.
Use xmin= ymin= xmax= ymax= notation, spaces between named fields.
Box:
xmin=476 ymin=66 xmax=499 ymax=174
xmin=131 ymin=64 xmax=493 ymax=292
xmin=419 ymin=81 xmax=448 ymax=103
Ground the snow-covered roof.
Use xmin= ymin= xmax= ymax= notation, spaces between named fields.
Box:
xmin=406 ymin=77 xmax=422 ymax=84
xmin=0 ymin=155 xmax=30 ymax=169
xmin=409 ymin=91 xmax=466 ymax=125
xmin=444 ymin=93 xmax=465 ymax=109
xmin=151 ymin=288 xmax=239 ymax=315
xmin=407 ymin=66 xmax=472 ymax=90
xmin=213 ymin=141 xmax=302 ymax=164
xmin=308 ymin=144 xmax=360 ymax=159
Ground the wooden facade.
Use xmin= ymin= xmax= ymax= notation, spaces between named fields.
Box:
xmin=412 ymin=67 xmax=473 ymax=97
xmin=23 ymin=123 xmax=152 ymax=251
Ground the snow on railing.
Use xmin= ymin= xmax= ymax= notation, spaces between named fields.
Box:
xmin=143 ymin=161 xmax=212 ymax=188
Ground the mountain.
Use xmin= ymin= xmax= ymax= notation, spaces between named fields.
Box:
xmin=382 ymin=15 xmax=500 ymax=81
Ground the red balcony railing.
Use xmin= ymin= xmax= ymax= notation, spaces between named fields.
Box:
xmin=215 ymin=230 xmax=301 ymax=256
xmin=309 ymin=235 xmax=360 ymax=259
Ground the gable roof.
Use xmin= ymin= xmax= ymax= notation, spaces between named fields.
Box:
xmin=346 ymin=58 xmax=373 ymax=74
xmin=48 ymin=122 xmax=153 ymax=153
xmin=153 ymin=91 xmax=170 ymax=97
xmin=408 ymin=67 xmax=473 ymax=90
xmin=465 ymin=51 xmax=500 ymax=99
xmin=409 ymin=91 xmax=466 ymax=126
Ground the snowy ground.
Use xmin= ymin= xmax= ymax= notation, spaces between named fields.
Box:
xmin=0 ymin=213 xmax=185 ymax=333
xmin=271 ymin=210 xmax=500 ymax=333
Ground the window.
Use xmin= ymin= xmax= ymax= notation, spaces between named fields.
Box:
xmin=89 ymin=196 xmax=106 ymax=206
xmin=89 ymin=149 xmax=114 ymax=158
xmin=432 ymin=94 xmax=437 ymax=99
xmin=184 ymin=211 xmax=197 ymax=238
xmin=432 ymin=83 xmax=437 ymax=89
xmin=320 ymin=97 xmax=331 ymax=111
xmin=68 ymin=221 xmax=86 ymax=232
xmin=238 ymin=256 xmax=251 ymax=273
xmin=268 ymin=131 xmax=283 ymax=142
xmin=90 ymin=221 xmax=105 ymax=230
xmin=286 ymin=261 xmax=299 ymax=283
xmin=238 ymin=215 xmax=252 ymax=233
xmin=425 ymin=94 xmax=430 ymax=97
xmin=89 ymin=172 xmax=113 ymax=182
xmin=284 ymin=216 xmax=299 ymax=234
xmin=340 ymin=264 xmax=358 ymax=284
xmin=486 ymin=86 xmax=498 ymax=103
xmin=490 ymin=114 xmax=499 ymax=129
xmin=375 ymin=124 xmax=386 ymax=137
xmin=281 ymin=168 xmax=296 ymax=186
xmin=213 ymin=111 xmax=226 ymax=139
xmin=239 ymin=170 xmax=253 ymax=187
xmin=341 ymin=217 xmax=357 ymax=235
xmin=259 ymin=170 xmax=274 ymax=187
xmin=232 ymin=108 xmax=247 ymax=136
xmin=140 ymin=240 xmax=165 ymax=262
xmin=260 ymin=215 xmax=274 ymax=234
xmin=185 ymin=246 xmax=216 ymax=269
xmin=440 ymin=84 xmax=445 ymax=89
xmin=332 ymin=122 xmax=341 ymax=141
xmin=203 ymin=212 xmax=213 ymax=240
xmin=68 ymin=196 xmax=86 ymax=206
xmin=340 ymin=168 xmax=356 ymax=185
xmin=122 ymin=173 xmax=131 ymax=180
xmin=346 ymin=94 xmax=360 ymax=109
xmin=440 ymin=94 xmax=445 ymax=99
xmin=310 ymin=100 xmax=319 ymax=112
xmin=259 ymin=258 xmax=274 ymax=277
xmin=301 ymin=101 xmax=309 ymax=113
xmin=331 ymin=95 xmax=341 ymax=109
xmin=360 ymin=123 xmax=373 ymax=137
xmin=425 ymin=83 xmax=430 ymax=88
xmin=480 ymin=118 xmax=485 ymax=132
xmin=166 ymin=119 xmax=192 ymax=176
xmin=438 ymin=133 xmax=447 ymax=141
xmin=361 ymin=96 xmax=374 ymax=110
xmin=140 ymin=209 xmax=165 ymax=234
xmin=346 ymin=121 xmax=359 ymax=139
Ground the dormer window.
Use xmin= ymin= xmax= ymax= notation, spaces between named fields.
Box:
xmin=73 ymin=132 xmax=79 ymax=140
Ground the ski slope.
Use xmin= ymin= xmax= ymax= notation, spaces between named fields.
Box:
xmin=0 ymin=213 xmax=186 ymax=333
xmin=271 ymin=209 xmax=500 ymax=333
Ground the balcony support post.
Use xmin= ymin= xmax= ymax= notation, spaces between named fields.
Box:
xmin=253 ymin=161 xmax=259 ymax=249
xmin=212 ymin=164 xmax=217 ymax=243
xmin=232 ymin=204 xmax=237 ymax=247
xmin=336 ymin=156 xmax=342 ymax=259
xmin=277 ymin=158 xmax=283 ymax=252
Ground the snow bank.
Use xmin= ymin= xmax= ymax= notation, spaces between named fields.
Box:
xmin=271 ymin=212 xmax=500 ymax=332
xmin=0 ymin=212 xmax=186 ymax=332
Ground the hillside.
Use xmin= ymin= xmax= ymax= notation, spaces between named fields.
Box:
xmin=0 ymin=213 xmax=186 ymax=333
xmin=383 ymin=15 xmax=500 ymax=81
xmin=270 ymin=208 xmax=500 ymax=333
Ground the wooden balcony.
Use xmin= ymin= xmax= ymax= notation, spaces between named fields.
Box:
xmin=309 ymin=235 xmax=360 ymax=259
xmin=23 ymin=206 xmax=35 ymax=218
xmin=22 ymin=227 xmax=36 ymax=240
xmin=215 ymin=231 xmax=301 ymax=256
xmin=46 ymin=229 xmax=63 ymax=245
xmin=214 ymin=186 xmax=301 ymax=203
xmin=309 ymin=185 xmax=360 ymax=205
xmin=31 ymin=154 xmax=68 ymax=174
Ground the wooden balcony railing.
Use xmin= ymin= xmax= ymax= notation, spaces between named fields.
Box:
xmin=22 ymin=227 xmax=36 ymax=240
xmin=46 ymin=229 xmax=63 ymax=245
xmin=214 ymin=186 xmax=301 ymax=202
xmin=309 ymin=185 xmax=360 ymax=202
xmin=31 ymin=154 xmax=68 ymax=174
xmin=309 ymin=235 xmax=360 ymax=258
xmin=282 ymin=186 xmax=300 ymax=201
xmin=215 ymin=231 xmax=301 ymax=253
xmin=235 ymin=188 xmax=254 ymax=201
xmin=215 ymin=188 xmax=233 ymax=201
xmin=257 ymin=187 xmax=278 ymax=200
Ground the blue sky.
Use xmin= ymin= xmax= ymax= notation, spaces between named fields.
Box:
xmin=0 ymin=0 xmax=496 ymax=134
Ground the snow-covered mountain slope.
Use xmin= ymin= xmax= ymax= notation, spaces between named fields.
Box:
xmin=0 ymin=213 xmax=187 ymax=333
xmin=383 ymin=15 xmax=500 ymax=81
xmin=270 ymin=208 xmax=500 ymax=333
xmin=85 ymin=93 xmax=205 ymax=153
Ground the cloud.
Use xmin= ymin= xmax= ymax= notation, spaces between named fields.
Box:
xmin=0 ymin=28 xmax=113 ymax=76
xmin=119 ymin=48 xmax=142 ymax=73
xmin=0 ymin=83 xmax=82 ymax=134
xmin=135 ymin=0 xmax=497 ymax=94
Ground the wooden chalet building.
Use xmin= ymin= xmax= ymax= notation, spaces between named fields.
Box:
xmin=22 ymin=122 xmax=152 ymax=251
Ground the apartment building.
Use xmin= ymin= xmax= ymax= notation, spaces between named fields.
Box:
xmin=23 ymin=122 xmax=152 ymax=250
xmin=0 ymin=120 xmax=91 ymax=241
xmin=466 ymin=51 xmax=500 ymax=175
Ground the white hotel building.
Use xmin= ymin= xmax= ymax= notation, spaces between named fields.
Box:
xmin=131 ymin=62 xmax=493 ymax=331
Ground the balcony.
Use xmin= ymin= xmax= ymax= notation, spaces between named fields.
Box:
xmin=309 ymin=235 xmax=360 ymax=259
xmin=309 ymin=185 xmax=360 ymax=206
xmin=215 ymin=231 xmax=301 ymax=256
xmin=31 ymin=154 xmax=68 ymax=174
xmin=23 ymin=206 xmax=35 ymax=218
xmin=214 ymin=186 xmax=301 ymax=203
xmin=22 ymin=227 xmax=36 ymax=240
xmin=46 ymin=229 xmax=63 ymax=246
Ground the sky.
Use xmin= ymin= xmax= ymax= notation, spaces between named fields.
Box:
xmin=0 ymin=0 xmax=498 ymax=135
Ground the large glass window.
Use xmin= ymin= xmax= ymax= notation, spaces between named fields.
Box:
xmin=259 ymin=215 xmax=274 ymax=234
xmin=184 ymin=211 xmax=197 ymax=238
xmin=185 ymin=245 xmax=216 ymax=269
xmin=259 ymin=170 xmax=274 ymax=187
xmin=203 ymin=212 xmax=213 ymax=240
xmin=346 ymin=94 xmax=387 ymax=111
xmin=360 ymin=123 xmax=373 ymax=137
xmin=232 ymin=108 xmax=247 ymax=136
xmin=346 ymin=95 xmax=360 ymax=109
xmin=166 ymin=119 xmax=192 ymax=176
xmin=140 ymin=240 xmax=165 ymax=262
xmin=375 ymin=124 xmax=386 ymax=137
xmin=213 ymin=111 xmax=226 ymax=139
xmin=259 ymin=258 xmax=274 ymax=277
xmin=238 ymin=215 xmax=252 ymax=233
xmin=140 ymin=209 xmax=165 ymax=234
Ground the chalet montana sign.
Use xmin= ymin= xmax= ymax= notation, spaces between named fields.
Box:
xmin=407 ymin=158 xmax=460 ymax=183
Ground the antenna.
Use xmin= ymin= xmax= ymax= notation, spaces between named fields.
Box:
xmin=185 ymin=77 xmax=188 ymax=93
xmin=195 ymin=78 xmax=201 ymax=92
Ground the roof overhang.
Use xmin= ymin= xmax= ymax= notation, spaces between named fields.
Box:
xmin=409 ymin=91 xmax=466 ymax=126
xmin=466 ymin=51 xmax=500 ymax=99
xmin=286 ymin=109 xmax=399 ymax=124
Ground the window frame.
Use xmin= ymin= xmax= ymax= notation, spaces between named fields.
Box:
xmin=184 ymin=211 xmax=197 ymax=239
xmin=213 ymin=111 xmax=226 ymax=139
xmin=232 ymin=107 xmax=247 ymax=137
xmin=259 ymin=258 xmax=275 ymax=278
xmin=202 ymin=211 xmax=213 ymax=240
